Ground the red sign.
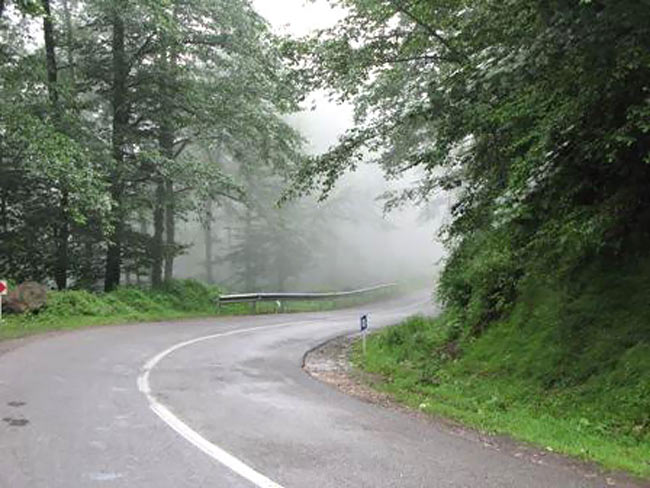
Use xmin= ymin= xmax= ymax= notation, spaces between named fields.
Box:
xmin=0 ymin=281 xmax=7 ymax=296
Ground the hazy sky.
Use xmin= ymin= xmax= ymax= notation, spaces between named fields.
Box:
xmin=252 ymin=0 xmax=354 ymax=155
xmin=252 ymin=0 xmax=345 ymax=37
xmin=176 ymin=1 xmax=445 ymax=286
xmin=249 ymin=0 xmax=446 ymax=278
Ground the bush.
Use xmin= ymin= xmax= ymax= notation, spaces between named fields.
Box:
xmin=1 ymin=280 xmax=220 ymax=337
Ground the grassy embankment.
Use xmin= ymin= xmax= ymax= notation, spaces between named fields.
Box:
xmin=0 ymin=280 xmax=396 ymax=342
xmin=353 ymin=260 xmax=650 ymax=478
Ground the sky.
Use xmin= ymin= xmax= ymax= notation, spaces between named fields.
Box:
xmin=252 ymin=0 xmax=345 ymax=37
xmin=252 ymin=0 xmax=354 ymax=155
xmin=253 ymin=0 xmax=446 ymax=250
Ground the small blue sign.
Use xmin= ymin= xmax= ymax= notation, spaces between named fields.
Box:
xmin=360 ymin=314 xmax=368 ymax=332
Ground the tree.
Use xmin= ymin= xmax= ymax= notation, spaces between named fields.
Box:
xmin=0 ymin=3 xmax=109 ymax=286
xmin=287 ymin=0 xmax=650 ymax=330
xmin=0 ymin=0 xmax=305 ymax=292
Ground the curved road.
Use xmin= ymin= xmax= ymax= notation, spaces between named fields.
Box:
xmin=0 ymin=293 xmax=630 ymax=487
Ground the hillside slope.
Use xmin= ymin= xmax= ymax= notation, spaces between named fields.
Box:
xmin=356 ymin=258 xmax=650 ymax=477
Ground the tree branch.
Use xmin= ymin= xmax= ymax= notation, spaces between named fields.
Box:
xmin=380 ymin=54 xmax=444 ymax=65
xmin=129 ymin=32 xmax=157 ymax=68
xmin=389 ymin=0 xmax=468 ymax=63
xmin=173 ymin=138 xmax=191 ymax=159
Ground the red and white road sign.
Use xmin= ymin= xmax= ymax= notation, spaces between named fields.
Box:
xmin=0 ymin=281 xmax=8 ymax=296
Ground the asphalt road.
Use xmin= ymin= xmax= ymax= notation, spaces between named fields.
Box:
xmin=0 ymin=292 xmax=631 ymax=487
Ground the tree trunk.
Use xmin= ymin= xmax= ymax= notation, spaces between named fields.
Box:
xmin=138 ymin=218 xmax=147 ymax=285
xmin=240 ymin=162 xmax=256 ymax=292
xmin=157 ymin=113 xmax=175 ymax=282
xmin=42 ymin=0 xmax=58 ymax=105
xmin=277 ymin=264 xmax=285 ymax=292
xmin=1 ymin=188 xmax=7 ymax=235
xmin=105 ymin=2 xmax=128 ymax=292
xmin=151 ymin=180 xmax=165 ymax=287
xmin=42 ymin=0 xmax=70 ymax=290
xmin=164 ymin=178 xmax=175 ymax=281
xmin=243 ymin=203 xmax=254 ymax=292
xmin=61 ymin=0 xmax=75 ymax=83
xmin=54 ymin=192 xmax=70 ymax=290
xmin=80 ymin=238 xmax=93 ymax=288
xmin=204 ymin=201 xmax=215 ymax=284
xmin=156 ymin=24 xmax=178 ymax=284
xmin=104 ymin=207 xmax=123 ymax=292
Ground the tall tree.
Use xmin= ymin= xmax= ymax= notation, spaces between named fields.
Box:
xmin=103 ymin=0 xmax=128 ymax=291
xmin=288 ymin=0 xmax=650 ymax=331
xmin=1 ymin=1 xmax=108 ymax=285
xmin=1 ymin=0 xmax=306 ymax=291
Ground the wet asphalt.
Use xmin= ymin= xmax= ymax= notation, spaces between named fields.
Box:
xmin=0 ymin=293 xmax=630 ymax=487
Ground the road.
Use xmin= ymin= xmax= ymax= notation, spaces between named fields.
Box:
xmin=0 ymin=292 xmax=625 ymax=487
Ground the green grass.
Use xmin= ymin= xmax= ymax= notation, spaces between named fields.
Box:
xmin=353 ymin=265 xmax=650 ymax=479
xmin=0 ymin=280 xmax=398 ymax=342
xmin=0 ymin=280 xmax=219 ymax=341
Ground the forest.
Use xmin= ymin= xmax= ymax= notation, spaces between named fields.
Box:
xmin=0 ymin=0 xmax=440 ymax=295
xmin=0 ymin=0 xmax=309 ymax=292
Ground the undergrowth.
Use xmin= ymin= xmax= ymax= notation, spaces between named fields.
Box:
xmin=354 ymin=259 xmax=650 ymax=479
xmin=0 ymin=280 xmax=396 ymax=341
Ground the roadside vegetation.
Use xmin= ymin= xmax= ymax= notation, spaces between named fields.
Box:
xmin=0 ymin=0 xmax=307 ymax=293
xmin=0 ymin=280 xmax=398 ymax=342
xmin=1 ymin=0 xmax=432 ymax=306
xmin=290 ymin=0 xmax=650 ymax=480
xmin=353 ymin=256 xmax=650 ymax=478
xmin=0 ymin=280 xmax=219 ymax=341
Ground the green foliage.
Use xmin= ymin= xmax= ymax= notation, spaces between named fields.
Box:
xmin=2 ymin=279 xmax=220 ymax=336
xmin=289 ymin=0 xmax=650 ymax=335
xmin=1 ymin=0 xmax=305 ymax=290
xmin=355 ymin=257 xmax=650 ymax=477
xmin=293 ymin=10 xmax=650 ymax=473
xmin=438 ymin=228 xmax=522 ymax=336
xmin=0 ymin=280 xmax=400 ymax=341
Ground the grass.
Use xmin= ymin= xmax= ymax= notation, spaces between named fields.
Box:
xmin=0 ymin=280 xmax=397 ymax=342
xmin=352 ymin=262 xmax=650 ymax=480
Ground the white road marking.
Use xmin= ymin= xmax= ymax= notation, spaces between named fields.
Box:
xmin=138 ymin=322 xmax=305 ymax=488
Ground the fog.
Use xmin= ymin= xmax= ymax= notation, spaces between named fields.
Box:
xmin=173 ymin=0 xmax=448 ymax=292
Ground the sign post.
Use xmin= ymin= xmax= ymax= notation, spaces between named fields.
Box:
xmin=0 ymin=281 xmax=8 ymax=324
xmin=360 ymin=314 xmax=369 ymax=355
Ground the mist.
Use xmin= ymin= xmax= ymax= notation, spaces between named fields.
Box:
xmin=173 ymin=162 xmax=447 ymax=291
xmin=172 ymin=0 xmax=449 ymax=292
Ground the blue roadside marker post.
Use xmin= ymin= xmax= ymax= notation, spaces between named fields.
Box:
xmin=360 ymin=314 xmax=369 ymax=355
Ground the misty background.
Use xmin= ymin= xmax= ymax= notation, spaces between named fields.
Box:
xmin=172 ymin=0 xmax=447 ymax=291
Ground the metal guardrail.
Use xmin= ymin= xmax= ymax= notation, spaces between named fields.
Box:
xmin=216 ymin=283 xmax=398 ymax=312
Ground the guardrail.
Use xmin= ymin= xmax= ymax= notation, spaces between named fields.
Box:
xmin=216 ymin=283 xmax=398 ymax=312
